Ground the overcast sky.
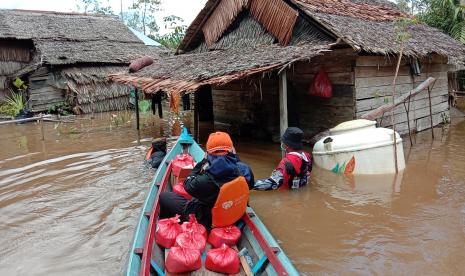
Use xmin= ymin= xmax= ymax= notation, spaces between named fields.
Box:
xmin=0 ymin=0 xmax=207 ymax=34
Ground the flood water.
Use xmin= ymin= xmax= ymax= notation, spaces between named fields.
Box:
xmin=1 ymin=111 xmax=465 ymax=275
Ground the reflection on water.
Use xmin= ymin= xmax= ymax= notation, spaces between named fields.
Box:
xmin=1 ymin=112 xmax=465 ymax=275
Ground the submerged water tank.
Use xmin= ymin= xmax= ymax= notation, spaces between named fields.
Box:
xmin=313 ymin=119 xmax=405 ymax=174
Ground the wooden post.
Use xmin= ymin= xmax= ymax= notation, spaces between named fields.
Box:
xmin=135 ymin=87 xmax=140 ymax=131
xmin=279 ymin=71 xmax=288 ymax=135
xmin=279 ymin=71 xmax=288 ymax=157
xmin=194 ymin=92 xmax=199 ymax=142
xmin=40 ymin=114 xmax=44 ymax=141
xmin=428 ymin=86 xmax=435 ymax=139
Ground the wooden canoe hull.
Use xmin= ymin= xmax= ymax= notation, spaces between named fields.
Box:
xmin=126 ymin=130 xmax=299 ymax=276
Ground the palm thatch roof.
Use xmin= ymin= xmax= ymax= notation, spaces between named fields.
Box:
xmin=111 ymin=0 xmax=465 ymax=94
xmin=178 ymin=0 xmax=465 ymax=61
xmin=292 ymin=0 xmax=465 ymax=61
xmin=110 ymin=43 xmax=331 ymax=93
xmin=0 ymin=9 xmax=159 ymax=66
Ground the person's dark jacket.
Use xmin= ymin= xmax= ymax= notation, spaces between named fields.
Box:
xmin=183 ymin=153 xmax=254 ymax=228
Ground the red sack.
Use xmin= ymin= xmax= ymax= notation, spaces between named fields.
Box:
xmin=172 ymin=182 xmax=193 ymax=200
xmin=165 ymin=247 xmax=202 ymax=273
xmin=175 ymin=231 xmax=207 ymax=252
xmin=181 ymin=214 xmax=207 ymax=238
xmin=155 ymin=215 xmax=182 ymax=248
xmin=308 ymin=66 xmax=332 ymax=98
xmin=129 ymin=56 xmax=154 ymax=73
xmin=205 ymin=244 xmax=240 ymax=274
xmin=208 ymin=225 xmax=241 ymax=248
xmin=172 ymin=154 xmax=195 ymax=177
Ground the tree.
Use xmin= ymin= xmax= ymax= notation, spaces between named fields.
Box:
xmin=154 ymin=16 xmax=187 ymax=50
xmin=75 ymin=0 xmax=114 ymax=15
xmin=396 ymin=0 xmax=427 ymax=14
xmin=127 ymin=0 xmax=161 ymax=36
xmin=418 ymin=0 xmax=465 ymax=42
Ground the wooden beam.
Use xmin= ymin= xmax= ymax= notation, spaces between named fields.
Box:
xmin=361 ymin=77 xmax=436 ymax=121
xmin=279 ymin=70 xmax=288 ymax=137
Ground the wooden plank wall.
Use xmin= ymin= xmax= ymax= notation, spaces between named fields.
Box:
xmin=287 ymin=52 xmax=356 ymax=139
xmin=28 ymin=67 xmax=66 ymax=112
xmin=212 ymin=76 xmax=280 ymax=139
xmin=354 ymin=55 xmax=450 ymax=134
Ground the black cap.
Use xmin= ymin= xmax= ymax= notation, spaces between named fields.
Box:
xmin=281 ymin=127 xmax=304 ymax=150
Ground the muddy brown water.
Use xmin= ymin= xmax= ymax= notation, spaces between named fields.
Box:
xmin=1 ymin=112 xmax=465 ymax=275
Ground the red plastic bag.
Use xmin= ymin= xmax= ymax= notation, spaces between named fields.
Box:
xmin=208 ymin=225 xmax=241 ymax=248
xmin=181 ymin=214 xmax=207 ymax=238
xmin=165 ymin=246 xmax=202 ymax=273
xmin=308 ymin=66 xmax=332 ymax=98
xmin=155 ymin=215 xmax=182 ymax=248
xmin=205 ymin=244 xmax=240 ymax=274
xmin=175 ymin=231 xmax=207 ymax=252
xmin=172 ymin=154 xmax=195 ymax=177
xmin=172 ymin=182 xmax=193 ymax=200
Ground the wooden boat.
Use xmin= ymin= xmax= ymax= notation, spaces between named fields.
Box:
xmin=127 ymin=129 xmax=299 ymax=276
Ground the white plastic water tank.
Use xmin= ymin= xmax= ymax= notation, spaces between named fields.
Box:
xmin=313 ymin=119 xmax=405 ymax=174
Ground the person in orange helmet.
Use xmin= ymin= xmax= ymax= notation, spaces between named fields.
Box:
xmin=159 ymin=131 xmax=254 ymax=229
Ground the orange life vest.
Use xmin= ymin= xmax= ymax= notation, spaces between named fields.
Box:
xmin=145 ymin=146 xmax=153 ymax=161
xmin=211 ymin=176 xmax=249 ymax=228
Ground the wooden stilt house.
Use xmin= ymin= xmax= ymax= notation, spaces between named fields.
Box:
xmin=0 ymin=10 xmax=159 ymax=113
xmin=111 ymin=0 xmax=465 ymax=141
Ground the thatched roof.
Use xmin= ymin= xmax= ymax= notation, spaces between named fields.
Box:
xmin=292 ymin=0 xmax=465 ymax=61
xmin=178 ymin=0 xmax=465 ymax=61
xmin=111 ymin=0 xmax=465 ymax=94
xmin=110 ymin=43 xmax=330 ymax=93
xmin=0 ymin=9 xmax=159 ymax=66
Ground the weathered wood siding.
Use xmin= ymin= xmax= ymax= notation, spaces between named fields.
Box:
xmin=211 ymin=51 xmax=356 ymax=140
xmin=28 ymin=67 xmax=66 ymax=112
xmin=212 ymin=76 xmax=280 ymax=139
xmin=354 ymin=55 xmax=450 ymax=134
xmin=0 ymin=42 xmax=31 ymax=100
xmin=287 ymin=52 xmax=356 ymax=138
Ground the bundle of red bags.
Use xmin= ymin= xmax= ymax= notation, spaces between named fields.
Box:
xmin=160 ymin=215 xmax=243 ymax=273
xmin=208 ymin=225 xmax=241 ymax=248
xmin=164 ymin=214 xmax=207 ymax=273
xmin=175 ymin=231 xmax=207 ymax=252
xmin=155 ymin=215 xmax=182 ymax=248
xmin=171 ymin=154 xmax=195 ymax=177
xmin=182 ymin=214 xmax=207 ymax=238
xmin=206 ymin=244 xmax=240 ymax=274
xmin=165 ymin=247 xmax=202 ymax=273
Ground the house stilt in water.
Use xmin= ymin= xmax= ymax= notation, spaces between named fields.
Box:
xmin=0 ymin=10 xmax=160 ymax=114
xmin=111 ymin=0 xmax=465 ymax=141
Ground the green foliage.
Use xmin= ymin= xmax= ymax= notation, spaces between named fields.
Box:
xmin=0 ymin=92 xmax=26 ymax=116
xmin=13 ymin=77 xmax=27 ymax=90
xmin=47 ymin=102 xmax=73 ymax=116
xmin=75 ymin=0 xmax=114 ymax=14
xmin=418 ymin=0 xmax=465 ymax=43
xmin=395 ymin=17 xmax=418 ymax=43
xmin=126 ymin=0 xmax=161 ymax=36
xmin=396 ymin=0 xmax=427 ymax=14
xmin=154 ymin=15 xmax=187 ymax=50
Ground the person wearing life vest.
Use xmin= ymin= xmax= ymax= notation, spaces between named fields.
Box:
xmin=254 ymin=127 xmax=312 ymax=190
xmin=159 ymin=131 xmax=254 ymax=229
